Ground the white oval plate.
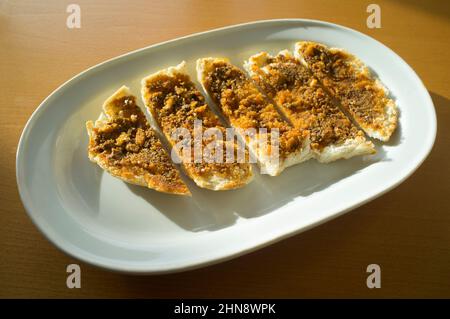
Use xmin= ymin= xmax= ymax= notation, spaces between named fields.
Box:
xmin=17 ymin=19 xmax=436 ymax=274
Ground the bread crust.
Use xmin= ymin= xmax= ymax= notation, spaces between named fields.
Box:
xmin=295 ymin=41 xmax=398 ymax=141
xmin=86 ymin=86 xmax=190 ymax=195
xmin=244 ymin=50 xmax=375 ymax=163
xmin=197 ymin=57 xmax=311 ymax=176
xmin=141 ymin=62 xmax=253 ymax=190
xmin=244 ymin=51 xmax=375 ymax=163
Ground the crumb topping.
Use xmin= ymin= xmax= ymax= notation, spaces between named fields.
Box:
xmin=299 ymin=43 xmax=389 ymax=130
xmin=88 ymin=95 xmax=187 ymax=191
xmin=143 ymin=73 xmax=252 ymax=183
xmin=252 ymin=54 xmax=361 ymax=150
xmin=203 ymin=61 xmax=307 ymax=157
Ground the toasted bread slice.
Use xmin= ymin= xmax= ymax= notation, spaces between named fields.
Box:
xmin=197 ymin=57 xmax=311 ymax=176
xmin=244 ymin=50 xmax=375 ymax=163
xmin=86 ymin=86 xmax=190 ymax=195
xmin=295 ymin=41 xmax=398 ymax=141
xmin=141 ymin=62 xmax=253 ymax=190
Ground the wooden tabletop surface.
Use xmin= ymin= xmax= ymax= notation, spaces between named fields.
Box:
xmin=1 ymin=0 xmax=449 ymax=298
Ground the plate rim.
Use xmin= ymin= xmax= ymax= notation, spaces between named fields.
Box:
xmin=16 ymin=18 xmax=437 ymax=274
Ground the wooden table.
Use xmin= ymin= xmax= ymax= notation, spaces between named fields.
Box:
xmin=1 ymin=0 xmax=449 ymax=298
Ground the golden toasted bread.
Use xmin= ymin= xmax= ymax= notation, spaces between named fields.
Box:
xmin=244 ymin=50 xmax=375 ymax=163
xmin=295 ymin=41 xmax=398 ymax=141
xmin=141 ymin=62 xmax=253 ymax=190
xmin=197 ymin=57 xmax=311 ymax=176
xmin=86 ymin=86 xmax=190 ymax=195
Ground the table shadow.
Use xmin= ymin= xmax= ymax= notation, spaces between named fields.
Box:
xmin=128 ymin=147 xmax=386 ymax=232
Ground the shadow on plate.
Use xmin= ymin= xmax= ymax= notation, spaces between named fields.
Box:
xmin=125 ymin=80 xmax=403 ymax=231
xmin=127 ymin=147 xmax=387 ymax=232
xmin=69 ymin=138 xmax=104 ymax=215
xmin=72 ymin=90 xmax=409 ymax=233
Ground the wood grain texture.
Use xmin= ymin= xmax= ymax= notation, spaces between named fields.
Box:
xmin=1 ymin=0 xmax=449 ymax=298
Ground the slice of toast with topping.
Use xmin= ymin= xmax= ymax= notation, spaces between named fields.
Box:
xmin=86 ymin=86 xmax=190 ymax=195
xmin=141 ymin=62 xmax=253 ymax=190
xmin=295 ymin=41 xmax=398 ymax=141
xmin=244 ymin=50 xmax=375 ymax=163
xmin=197 ymin=57 xmax=312 ymax=176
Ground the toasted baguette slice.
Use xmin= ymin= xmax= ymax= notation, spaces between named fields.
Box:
xmin=141 ymin=62 xmax=253 ymax=190
xmin=244 ymin=50 xmax=375 ymax=163
xmin=295 ymin=41 xmax=398 ymax=141
xmin=86 ymin=86 xmax=190 ymax=195
xmin=197 ymin=57 xmax=312 ymax=176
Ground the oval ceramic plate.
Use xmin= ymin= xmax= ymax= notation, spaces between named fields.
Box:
xmin=17 ymin=19 xmax=436 ymax=273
